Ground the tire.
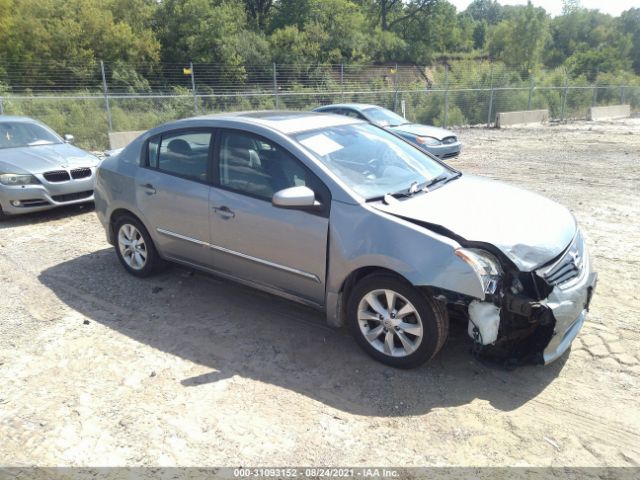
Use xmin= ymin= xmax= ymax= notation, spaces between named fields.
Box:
xmin=347 ymin=273 xmax=449 ymax=368
xmin=113 ymin=215 xmax=162 ymax=277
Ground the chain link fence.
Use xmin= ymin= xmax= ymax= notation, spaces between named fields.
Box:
xmin=1 ymin=61 xmax=638 ymax=150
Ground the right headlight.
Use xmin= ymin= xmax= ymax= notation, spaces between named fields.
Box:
xmin=0 ymin=173 xmax=40 ymax=186
xmin=416 ymin=136 xmax=442 ymax=146
xmin=456 ymin=248 xmax=502 ymax=294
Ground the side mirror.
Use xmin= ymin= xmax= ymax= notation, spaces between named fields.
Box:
xmin=272 ymin=186 xmax=321 ymax=210
xmin=64 ymin=134 xmax=74 ymax=144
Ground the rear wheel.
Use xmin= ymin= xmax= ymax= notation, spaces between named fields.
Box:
xmin=114 ymin=215 xmax=161 ymax=277
xmin=347 ymin=273 xmax=448 ymax=368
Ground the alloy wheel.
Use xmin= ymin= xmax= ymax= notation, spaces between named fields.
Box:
xmin=118 ymin=223 xmax=147 ymax=270
xmin=357 ymin=288 xmax=424 ymax=357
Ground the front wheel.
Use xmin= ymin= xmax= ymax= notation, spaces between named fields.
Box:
xmin=347 ymin=273 xmax=449 ymax=368
xmin=114 ymin=215 xmax=162 ymax=277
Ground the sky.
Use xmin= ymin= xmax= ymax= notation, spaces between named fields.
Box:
xmin=448 ymin=0 xmax=640 ymax=17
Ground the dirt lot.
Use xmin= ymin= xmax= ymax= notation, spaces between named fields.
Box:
xmin=1 ymin=119 xmax=639 ymax=469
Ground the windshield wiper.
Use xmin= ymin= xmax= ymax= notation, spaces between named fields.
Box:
xmin=423 ymin=174 xmax=449 ymax=190
xmin=379 ymin=180 xmax=429 ymax=204
xmin=368 ymin=173 xmax=461 ymax=204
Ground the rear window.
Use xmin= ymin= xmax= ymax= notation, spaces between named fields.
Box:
xmin=146 ymin=130 xmax=213 ymax=182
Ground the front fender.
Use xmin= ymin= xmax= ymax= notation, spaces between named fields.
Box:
xmin=325 ymin=202 xmax=485 ymax=326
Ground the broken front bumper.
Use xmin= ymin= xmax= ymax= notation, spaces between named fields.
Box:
xmin=471 ymin=230 xmax=597 ymax=365
xmin=542 ymin=258 xmax=597 ymax=364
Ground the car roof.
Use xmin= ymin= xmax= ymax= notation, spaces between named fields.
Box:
xmin=0 ymin=115 xmax=41 ymax=124
xmin=313 ymin=103 xmax=381 ymax=112
xmin=186 ymin=110 xmax=362 ymax=135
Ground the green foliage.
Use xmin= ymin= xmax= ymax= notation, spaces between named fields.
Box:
xmin=465 ymin=0 xmax=504 ymax=24
xmin=620 ymin=8 xmax=640 ymax=74
xmin=305 ymin=0 xmax=371 ymax=63
xmin=0 ymin=0 xmax=638 ymax=85
xmin=487 ymin=2 xmax=549 ymax=75
xmin=545 ymin=8 xmax=633 ymax=79
xmin=156 ymin=0 xmax=255 ymax=79
xmin=0 ymin=0 xmax=159 ymax=90
xmin=269 ymin=26 xmax=321 ymax=65
xmin=400 ymin=2 xmax=474 ymax=63
xmin=270 ymin=0 xmax=311 ymax=30
xmin=1 ymin=0 xmax=639 ymax=149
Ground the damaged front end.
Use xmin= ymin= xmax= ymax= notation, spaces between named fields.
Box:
xmin=442 ymin=230 xmax=597 ymax=365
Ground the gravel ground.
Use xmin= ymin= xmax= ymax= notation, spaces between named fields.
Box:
xmin=0 ymin=119 xmax=639 ymax=468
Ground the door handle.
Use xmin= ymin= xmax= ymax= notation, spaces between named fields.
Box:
xmin=139 ymin=183 xmax=156 ymax=195
xmin=212 ymin=205 xmax=235 ymax=219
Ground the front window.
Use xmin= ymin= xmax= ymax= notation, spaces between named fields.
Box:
xmin=0 ymin=122 xmax=62 ymax=149
xmin=219 ymin=130 xmax=308 ymax=200
xmin=294 ymin=123 xmax=451 ymax=200
xmin=362 ymin=107 xmax=408 ymax=127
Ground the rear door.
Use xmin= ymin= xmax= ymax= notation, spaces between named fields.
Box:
xmin=207 ymin=129 xmax=330 ymax=304
xmin=136 ymin=129 xmax=214 ymax=266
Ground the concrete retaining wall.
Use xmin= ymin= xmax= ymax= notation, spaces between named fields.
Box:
xmin=108 ymin=130 xmax=145 ymax=150
xmin=588 ymin=105 xmax=631 ymax=121
xmin=495 ymin=109 xmax=549 ymax=128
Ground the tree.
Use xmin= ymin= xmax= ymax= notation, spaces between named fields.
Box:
xmin=245 ymin=0 xmax=274 ymax=31
xmin=0 ymin=0 xmax=160 ymax=91
xmin=0 ymin=0 xmax=13 ymax=72
xmin=487 ymin=2 xmax=549 ymax=74
xmin=270 ymin=0 xmax=311 ymax=31
xmin=269 ymin=25 xmax=322 ymax=65
xmin=562 ymin=0 xmax=581 ymax=15
xmin=400 ymin=1 xmax=473 ymax=63
xmin=387 ymin=0 xmax=438 ymax=31
xmin=370 ymin=0 xmax=403 ymax=31
xmin=545 ymin=8 xmax=632 ymax=78
xmin=0 ymin=0 xmax=13 ymax=39
xmin=306 ymin=0 xmax=371 ymax=63
xmin=472 ymin=20 xmax=488 ymax=49
xmin=620 ymin=8 xmax=640 ymax=74
xmin=156 ymin=0 xmax=271 ymax=66
xmin=465 ymin=0 xmax=504 ymax=24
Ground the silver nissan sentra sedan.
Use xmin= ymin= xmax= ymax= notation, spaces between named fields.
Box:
xmin=0 ymin=116 xmax=99 ymax=217
xmin=95 ymin=111 xmax=597 ymax=368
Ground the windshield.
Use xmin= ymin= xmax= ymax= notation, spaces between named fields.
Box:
xmin=294 ymin=123 xmax=451 ymax=200
xmin=362 ymin=107 xmax=408 ymax=127
xmin=0 ymin=122 xmax=62 ymax=149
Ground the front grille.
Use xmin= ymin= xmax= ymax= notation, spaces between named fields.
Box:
xmin=43 ymin=170 xmax=71 ymax=182
xmin=539 ymin=231 xmax=585 ymax=287
xmin=440 ymin=151 xmax=460 ymax=159
xmin=442 ymin=136 xmax=457 ymax=145
xmin=70 ymin=167 xmax=92 ymax=179
xmin=51 ymin=190 xmax=93 ymax=203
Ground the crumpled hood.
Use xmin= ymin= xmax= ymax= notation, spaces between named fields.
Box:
xmin=0 ymin=144 xmax=99 ymax=174
xmin=374 ymin=174 xmax=577 ymax=271
xmin=390 ymin=123 xmax=456 ymax=140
